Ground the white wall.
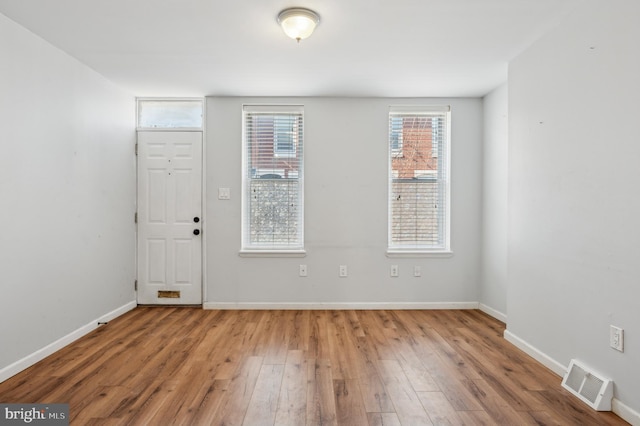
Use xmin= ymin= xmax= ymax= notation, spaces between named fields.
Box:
xmin=507 ymin=0 xmax=640 ymax=415
xmin=480 ymin=84 xmax=508 ymax=321
xmin=205 ymin=97 xmax=483 ymax=307
xmin=0 ymin=14 xmax=136 ymax=372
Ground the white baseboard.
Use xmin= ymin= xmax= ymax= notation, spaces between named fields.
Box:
xmin=503 ymin=329 xmax=566 ymax=376
xmin=0 ymin=300 xmax=137 ymax=383
xmin=504 ymin=329 xmax=640 ymax=425
xmin=613 ymin=399 xmax=640 ymax=426
xmin=478 ymin=303 xmax=507 ymax=323
xmin=203 ymin=301 xmax=480 ymax=310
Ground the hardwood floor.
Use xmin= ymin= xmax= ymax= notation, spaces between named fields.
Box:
xmin=0 ymin=308 xmax=628 ymax=425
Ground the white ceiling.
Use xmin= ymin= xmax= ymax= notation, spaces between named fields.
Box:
xmin=0 ymin=0 xmax=580 ymax=97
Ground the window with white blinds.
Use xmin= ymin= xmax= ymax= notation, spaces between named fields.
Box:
xmin=242 ymin=105 xmax=304 ymax=251
xmin=388 ymin=106 xmax=451 ymax=252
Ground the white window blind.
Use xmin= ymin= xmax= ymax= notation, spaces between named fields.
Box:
xmin=242 ymin=105 xmax=304 ymax=251
xmin=388 ymin=106 xmax=451 ymax=251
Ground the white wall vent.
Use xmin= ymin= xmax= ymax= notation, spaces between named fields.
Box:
xmin=561 ymin=359 xmax=613 ymax=411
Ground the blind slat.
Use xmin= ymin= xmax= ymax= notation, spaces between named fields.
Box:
xmin=389 ymin=108 xmax=450 ymax=250
xmin=243 ymin=107 xmax=304 ymax=249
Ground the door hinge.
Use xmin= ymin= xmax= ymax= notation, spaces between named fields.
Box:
xmin=135 ymin=143 xmax=138 ymax=156
xmin=134 ymin=212 xmax=138 ymax=223
xmin=134 ymin=280 xmax=138 ymax=291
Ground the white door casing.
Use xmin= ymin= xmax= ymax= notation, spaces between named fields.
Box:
xmin=137 ymin=131 xmax=202 ymax=304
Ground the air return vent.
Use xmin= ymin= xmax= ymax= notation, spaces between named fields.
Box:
xmin=561 ymin=359 xmax=613 ymax=411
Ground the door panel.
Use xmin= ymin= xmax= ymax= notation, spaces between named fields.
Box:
xmin=137 ymin=131 xmax=202 ymax=304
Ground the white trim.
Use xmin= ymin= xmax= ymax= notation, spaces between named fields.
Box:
xmin=241 ymin=106 xmax=305 ymax=252
xmin=239 ymin=250 xmax=307 ymax=258
xmin=243 ymin=104 xmax=304 ymax=113
xmin=0 ymin=301 xmax=136 ymax=384
xmin=386 ymin=250 xmax=453 ymax=258
xmin=479 ymin=303 xmax=507 ymax=323
xmin=201 ymin=100 xmax=207 ymax=304
xmin=503 ymin=329 xmax=566 ymax=376
xmin=612 ymin=399 xmax=640 ymax=426
xmin=203 ymin=302 xmax=479 ymax=310
xmin=389 ymin=105 xmax=451 ymax=113
xmin=136 ymin=97 xmax=204 ymax=130
xmin=134 ymin=128 xmax=203 ymax=132
xmin=504 ymin=329 xmax=640 ymax=424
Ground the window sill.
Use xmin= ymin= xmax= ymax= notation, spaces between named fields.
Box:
xmin=386 ymin=250 xmax=453 ymax=258
xmin=239 ymin=250 xmax=307 ymax=258
xmin=136 ymin=127 xmax=203 ymax=132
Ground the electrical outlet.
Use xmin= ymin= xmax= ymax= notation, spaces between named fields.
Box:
xmin=390 ymin=265 xmax=399 ymax=277
xmin=299 ymin=264 xmax=307 ymax=277
xmin=610 ymin=326 xmax=624 ymax=352
xmin=218 ymin=187 xmax=230 ymax=200
xmin=413 ymin=266 xmax=421 ymax=277
xmin=339 ymin=265 xmax=348 ymax=277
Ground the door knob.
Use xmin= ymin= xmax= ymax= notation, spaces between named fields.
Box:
xmin=193 ymin=229 xmax=200 ymax=236
xmin=194 ymin=217 xmax=200 ymax=223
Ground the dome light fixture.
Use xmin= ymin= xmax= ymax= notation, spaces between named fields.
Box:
xmin=277 ymin=8 xmax=320 ymax=43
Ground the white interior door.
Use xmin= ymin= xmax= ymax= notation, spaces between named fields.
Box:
xmin=137 ymin=131 xmax=202 ymax=304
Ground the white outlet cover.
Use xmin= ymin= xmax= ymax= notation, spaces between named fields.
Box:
xmin=610 ymin=325 xmax=624 ymax=352
xmin=339 ymin=265 xmax=348 ymax=277
xmin=391 ymin=265 xmax=399 ymax=277
xmin=414 ymin=266 xmax=422 ymax=277
xmin=218 ymin=187 xmax=230 ymax=200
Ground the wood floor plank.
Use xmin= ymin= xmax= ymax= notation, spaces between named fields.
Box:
xmin=333 ymin=379 xmax=369 ymax=426
xmin=188 ymin=379 xmax=230 ymax=425
xmin=377 ymin=359 xmax=433 ymax=425
xmin=416 ymin=391 xmax=464 ymax=426
xmin=0 ymin=308 xmax=630 ymax=426
xmin=261 ymin=311 xmax=291 ymax=364
xmin=533 ymin=388 xmax=628 ymax=426
xmin=450 ymin=328 xmax=547 ymax=412
xmin=453 ymin=318 xmax=551 ymax=393
xmin=462 ymin=379 xmax=538 ymax=425
xmin=358 ymin=310 xmax=397 ymax=360
xmin=457 ymin=409 xmax=499 ymax=426
xmin=367 ymin=412 xmax=403 ymax=426
xmin=306 ymin=358 xmax=338 ymax=426
xmin=213 ymin=356 xmax=264 ymax=425
xmin=421 ymin=326 xmax=483 ymax=381
xmin=70 ymin=385 xmax=133 ymax=425
xmin=391 ymin=335 xmax=440 ymax=392
xmin=287 ymin=310 xmax=310 ymax=351
xmin=243 ymin=364 xmax=284 ymax=426
xmin=274 ymin=350 xmax=307 ymax=426
xmin=213 ymin=314 xmax=256 ymax=380
xmin=354 ymin=335 xmax=395 ymax=413
xmin=325 ymin=312 xmax=352 ymax=380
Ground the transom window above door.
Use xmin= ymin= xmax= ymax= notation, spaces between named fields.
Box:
xmin=137 ymin=99 xmax=203 ymax=130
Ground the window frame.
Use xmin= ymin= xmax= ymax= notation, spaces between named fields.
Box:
xmin=240 ymin=105 xmax=305 ymax=256
xmin=387 ymin=105 xmax=452 ymax=257
xmin=136 ymin=98 xmax=204 ymax=130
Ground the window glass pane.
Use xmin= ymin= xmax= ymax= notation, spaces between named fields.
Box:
xmin=243 ymin=107 xmax=304 ymax=250
xmin=389 ymin=108 xmax=450 ymax=251
xmin=138 ymin=100 xmax=203 ymax=129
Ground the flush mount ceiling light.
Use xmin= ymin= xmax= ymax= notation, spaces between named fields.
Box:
xmin=277 ymin=8 xmax=320 ymax=42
